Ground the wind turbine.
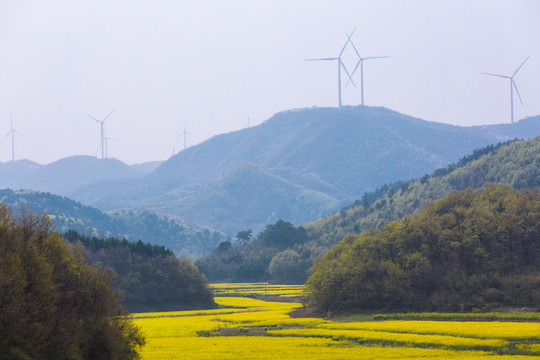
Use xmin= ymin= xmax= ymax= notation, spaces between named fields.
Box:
xmin=178 ymin=124 xmax=196 ymax=150
xmin=305 ymin=29 xmax=357 ymax=108
xmin=482 ymin=55 xmax=530 ymax=124
xmin=86 ymin=109 xmax=116 ymax=158
xmin=346 ymin=33 xmax=390 ymax=106
xmin=1 ymin=112 xmax=23 ymax=161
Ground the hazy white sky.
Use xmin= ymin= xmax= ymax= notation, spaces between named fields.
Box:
xmin=0 ymin=0 xmax=539 ymax=164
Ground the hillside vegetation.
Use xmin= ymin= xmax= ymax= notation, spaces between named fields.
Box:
xmin=306 ymin=185 xmax=540 ymax=312
xmin=199 ymin=137 xmax=539 ymax=283
xmin=0 ymin=205 xmax=144 ymax=359
xmin=0 ymin=189 xmax=225 ymax=257
xmin=72 ymin=107 xmax=539 ymax=235
xmin=304 ymin=136 xmax=539 ymax=251
xmin=64 ymin=231 xmax=216 ymax=312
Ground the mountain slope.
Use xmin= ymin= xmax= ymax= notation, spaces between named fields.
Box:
xmin=71 ymin=107 xmax=539 ymax=235
xmin=304 ymin=136 xmax=540 ymax=250
xmin=0 ymin=189 xmax=224 ymax=257
xmin=198 ymin=136 xmax=540 ymax=283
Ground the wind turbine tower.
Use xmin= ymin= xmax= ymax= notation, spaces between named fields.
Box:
xmin=1 ymin=112 xmax=23 ymax=161
xmin=482 ymin=55 xmax=530 ymax=124
xmin=306 ymin=29 xmax=357 ymax=108
xmin=179 ymin=124 xmax=195 ymax=150
xmin=346 ymin=34 xmax=390 ymax=106
xmin=86 ymin=109 xmax=116 ymax=158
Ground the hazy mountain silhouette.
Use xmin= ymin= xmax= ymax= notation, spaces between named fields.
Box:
xmin=0 ymin=155 xmax=163 ymax=195
xmin=69 ymin=106 xmax=539 ymax=234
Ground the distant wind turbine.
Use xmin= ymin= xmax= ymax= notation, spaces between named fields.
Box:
xmin=305 ymin=29 xmax=357 ymax=108
xmin=86 ymin=109 xmax=116 ymax=158
xmin=178 ymin=124 xmax=196 ymax=150
xmin=482 ymin=55 xmax=530 ymax=124
xmin=346 ymin=33 xmax=390 ymax=106
xmin=1 ymin=112 xmax=23 ymax=161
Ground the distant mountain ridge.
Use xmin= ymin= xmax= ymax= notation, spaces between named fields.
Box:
xmin=71 ymin=106 xmax=539 ymax=234
xmin=1 ymin=106 xmax=539 ymax=236
xmin=0 ymin=155 xmax=162 ymax=196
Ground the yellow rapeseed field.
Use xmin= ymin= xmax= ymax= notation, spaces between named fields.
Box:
xmin=132 ymin=284 xmax=540 ymax=359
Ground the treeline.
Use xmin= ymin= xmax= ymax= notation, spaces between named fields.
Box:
xmin=64 ymin=229 xmax=174 ymax=257
xmin=0 ymin=205 xmax=144 ymax=359
xmin=306 ymin=185 xmax=540 ymax=312
xmin=65 ymin=231 xmax=216 ymax=312
xmin=196 ymin=220 xmax=312 ymax=284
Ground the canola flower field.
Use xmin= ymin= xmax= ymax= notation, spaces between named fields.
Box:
xmin=132 ymin=283 xmax=540 ymax=359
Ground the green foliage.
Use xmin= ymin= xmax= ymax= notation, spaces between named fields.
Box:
xmin=306 ymin=185 xmax=540 ymax=312
xmin=303 ymin=136 xmax=540 ymax=261
xmin=0 ymin=205 xmax=144 ymax=360
xmin=0 ymin=189 xmax=225 ymax=257
xmin=64 ymin=231 xmax=216 ymax=313
xmin=196 ymin=220 xmax=310 ymax=284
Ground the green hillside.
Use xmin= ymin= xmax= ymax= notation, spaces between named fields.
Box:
xmin=72 ymin=107 xmax=539 ymax=235
xmin=306 ymin=185 xmax=540 ymax=312
xmin=0 ymin=189 xmax=225 ymax=257
xmin=199 ymin=137 xmax=539 ymax=283
xmin=304 ymin=136 xmax=539 ymax=250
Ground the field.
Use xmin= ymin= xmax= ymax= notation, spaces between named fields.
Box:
xmin=132 ymin=283 xmax=540 ymax=359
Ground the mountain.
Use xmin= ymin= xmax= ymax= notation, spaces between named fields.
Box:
xmin=0 ymin=189 xmax=225 ymax=257
xmin=197 ymin=136 xmax=540 ymax=284
xmin=130 ymin=160 xmax=164 ymax=174
xmin=72 ymin=106 xmax=539 ymax=235
xmin=0 ymin=155 xmax=143 ymax=196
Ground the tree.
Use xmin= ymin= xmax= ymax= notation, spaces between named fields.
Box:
xmin=236 ymin=229 xmax=253 ymax=245
xmin=0 ymin=205 xmax=144 ymax=359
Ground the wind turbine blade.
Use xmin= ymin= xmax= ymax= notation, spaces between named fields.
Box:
xmin=347 ymin=37 xmax=362 ymax=58
xmin=0 ymin=132 xmax=10 ymax=145
xmin=14 ymin=130 xmax=23 ymax=136
xmin=86 ymin=114 xmax=102 ymax=123
xmin=481 ymin=72 xmax=510 ymax=79
xmin=340 ymin=61 xmax=356 ymax=88
xmin=339 ymin=28 xmax=355 ymax=57
xmin=346 ymin=60 xmax=362 ymax=86
xmin=512 ymin=79 xmax=523 ymax=106
xmin=512 ymin=55 xmax=531 ymax=77
xmin=305 ymin=57 xmax=338 ymax=61
xmin=363 ymin=56 xmax=391 ymax=60
xmin=102 ymin=108 xmax=117 ymax=122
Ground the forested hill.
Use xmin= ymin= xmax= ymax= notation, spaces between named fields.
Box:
xmin=72 ymin=106 xmax=539 ymax=235
xmin=64 ymin=231 xmax=216 ymax=312
xmin=198 ymin=137 xmax=539 ymax=284
xmin=0 ymin=189 xmax=224 ymax=257
xmin=306 ymin=185 xmax=540 ymax=312
xmin=304 ymin=136 xmax=539 ymax=251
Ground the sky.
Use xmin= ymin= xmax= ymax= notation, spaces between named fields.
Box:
xmin=0 ymin=0 xmax=539 ymax=164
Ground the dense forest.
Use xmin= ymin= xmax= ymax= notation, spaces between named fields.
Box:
xmin=306 ymin=185 xmax=540 ymax=312
xmin=198 ymin=137 xmax=539 ymax=284
xmin=196 ymin=220 xmax=311 ymax=284
xmin=64 ymin=231 xmax=216 ymax=312
xmin=0 ymin=205 xmax=144 ymax=359
xmin=0 ymin=189 xmax=225 ymax=257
